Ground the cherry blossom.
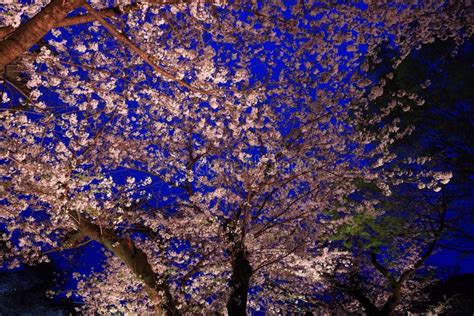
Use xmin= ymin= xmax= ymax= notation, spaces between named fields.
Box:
xmin=0 ymin=1 xmax=471 ymax=314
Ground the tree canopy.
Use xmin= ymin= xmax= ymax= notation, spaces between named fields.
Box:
xmin=0 ymin=1 xmax=473 ymax=314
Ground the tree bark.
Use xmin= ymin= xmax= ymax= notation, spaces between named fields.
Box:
xmin=227 ymin=245 xmax=252 ymax=316
xmin=350 ymin=289 xmax=382 ymax=316
xmin=0 ymin=0 xmax=208 ymax=94
xmin=0 ymin=0 xmax=84 ymax=69
xmin=0 ymin=4 xmax=136 ymax=40
xmin=0 ymin=1 xmax=192 ymax=40
xmin=379 ymin=287 xmax=402 ymax=316
xmin=76 ymin=215 xmax=179 ymax=315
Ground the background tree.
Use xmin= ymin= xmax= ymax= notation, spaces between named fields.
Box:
xmin=313 ymin=37 xmax=474 ymax=315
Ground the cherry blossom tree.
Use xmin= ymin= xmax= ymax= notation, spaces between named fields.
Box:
xmin=1 ymin=1 xmax=472 ymax=314
xmin=286 ymin=35 xmax=474 ymax=315
xmin=316 ymin=186 xmax=450 ymax=315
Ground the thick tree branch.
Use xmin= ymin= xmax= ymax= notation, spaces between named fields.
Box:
xmin=369 ymin=252 xmax=397 ymax=287
xmin=0 ymin=8 xmax=117 ymax=40
xmin=0 ymin=1 xmax=191 ymax=40
xmin=0 ymin=0 xmax=84 ymax=69
xmin=76 ymin=214 xmax=179 ymax=315
xmin=349 ymin=288 xmax=381 ymax=316
xmin=0 ymin=26 xmax=14 ymax=40
xmin=325 ymin=272 xmax=381 ymax=316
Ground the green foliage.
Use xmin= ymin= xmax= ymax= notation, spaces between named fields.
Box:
xmin=330 ymin=207 xmax=416 ymax=251
xmin=352 ymin=178 xmax=381 ymax=194
xmin=330 ymin=213 xmax=374 ymax=248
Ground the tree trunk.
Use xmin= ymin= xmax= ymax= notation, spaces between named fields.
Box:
xmin=379 ymin=286 xmax=402 ymax=316
xmin=350 ymin=289 xmax=382 ymax=316
xmin=227 ymin=245 xmax=252 ymax=316
xmin=0 ymin=0 xmax=84 ymax=69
